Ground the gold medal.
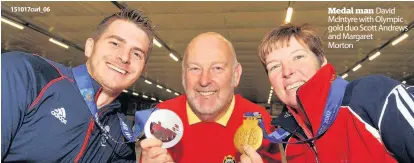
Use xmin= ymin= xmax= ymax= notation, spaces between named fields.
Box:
xmin=233 ymin=115 xmax=263 ymax=154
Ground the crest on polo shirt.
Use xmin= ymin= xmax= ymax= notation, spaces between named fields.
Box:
xmin=222 ymin=155 xmax=236 ymax=163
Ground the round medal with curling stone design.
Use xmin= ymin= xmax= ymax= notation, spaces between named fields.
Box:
xmin=144 ymin=109 xmax=184 ymax=148
xmin=233 ymin=114 xmax=263 ymax=154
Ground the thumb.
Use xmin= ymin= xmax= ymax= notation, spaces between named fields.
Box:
xmin=243 ymin=144 xmax=263 ymax=163
xmin=140 ymin=138 xmax=163 ymax=150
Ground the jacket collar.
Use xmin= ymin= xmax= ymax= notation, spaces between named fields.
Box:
xmin=71 ymin=64 xmax=120 ymax=111
xmin=284 ymin=63 xmax=337 ymax=135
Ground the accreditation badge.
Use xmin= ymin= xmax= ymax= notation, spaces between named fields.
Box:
xmin=233 ymin=114 xmax=263 ymax=154
xmin=144 ymin=109 xmax=183 ymax=148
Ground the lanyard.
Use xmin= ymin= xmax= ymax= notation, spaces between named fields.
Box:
xmin=246 ymin=77 xmax=348 ymax=144
xmin=72 ymin=65 xmax=154 ymax=144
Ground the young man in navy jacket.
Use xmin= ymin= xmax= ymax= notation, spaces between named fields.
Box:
xmin=2 ymin=8 xmax=154 ymax=162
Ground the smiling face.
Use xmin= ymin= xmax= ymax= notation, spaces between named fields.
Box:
xmin=265 ymin=37 xmax=325 ymax=109
xmin=85 ymin=19 xmax=150 ymax=94
xmin=182 ymin=33 xmax=242 ymax=121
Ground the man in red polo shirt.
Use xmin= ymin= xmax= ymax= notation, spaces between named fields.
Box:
xmin=138 ymin=32 xmax=281 ymax=163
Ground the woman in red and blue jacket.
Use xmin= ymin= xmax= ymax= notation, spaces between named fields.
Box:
xmin=255 ymin=23 xmax=414 ymax=163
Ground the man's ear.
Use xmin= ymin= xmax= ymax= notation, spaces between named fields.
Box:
xmin=85 ymin=38 xmax=95 ymax=58
xmin=321 ymin=56 xmax=328 ymax=66
xmin=233 ymin=63 xmax=243 ymax=87
xmin=142 ymin=65 xmax=146 ymax=73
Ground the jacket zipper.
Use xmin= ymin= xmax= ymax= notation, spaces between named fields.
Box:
xmin=295 ymin=94 xmax=320 ymax=162
xmin=291 ymin=127 xmax=320 ymax=163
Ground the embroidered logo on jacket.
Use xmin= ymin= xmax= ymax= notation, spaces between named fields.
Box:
xmin=51 ymin=107 xmax=67 ymax=124
xmin=101 ymin=125 xmax=110 ymax=147
xmin=283 ymin=111 xmax=292 ymax=118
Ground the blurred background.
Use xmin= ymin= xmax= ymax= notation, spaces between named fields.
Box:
xmin=2 ymin=1 xmax=413 ymax=118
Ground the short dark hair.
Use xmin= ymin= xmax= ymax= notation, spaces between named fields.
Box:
xmin=258 ymin=23 xmax=324 ymax=65
xmin=92 ymin=8 xmax=155 ymax=56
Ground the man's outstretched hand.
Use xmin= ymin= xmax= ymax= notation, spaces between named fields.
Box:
xmin=137 ymin=138 xmax=174 ymax=163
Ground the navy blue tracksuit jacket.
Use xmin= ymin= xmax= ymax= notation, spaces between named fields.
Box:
xmin=2 ymin=51 xmax=136 ymax=162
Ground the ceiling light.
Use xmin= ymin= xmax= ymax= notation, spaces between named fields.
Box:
xmin=169 ymin=53 xmax=179 ymax=62
xmin=392 ymin=34 xmax=408 ymax=46
xmin=159 ymin=100 xmax=163 ymax=102
xmin=49 ymin=38 xmax=69 ymax=49
xmin=369 ymin=52 xmax=381 ymax=61
xmin=122 ymin=90 xmax=128 ymax=93
xmin=174 ymin=92 xmax=179 ymax=96
xmin=156 ymin=85 xmax=163 ymax=89
xmin=153 ymin=38 xmax=162 ymax=48
xmin=352 ymin=64 xmax=362 ymax=72
xmin=342 ymin=73 xmax=348 ymax=79
xmin=142 ymin=94 xmax=148 ymax=99
xmin=151 ymin=97 xmax=156 ymax=101
xmin=1 ymin=17 xmax=24 ymax=30
xmin=132 ymin=92 xmax=139 ymax=96
xmin=402 ymin=81 xmax=406 ymax=84
xmin=166 ymin=89 xmax=172 ymax=93
xmin=285 ymin=7 xmax=293 ymax=23
xmin=144 ymin=80 xmax=152 ymax=85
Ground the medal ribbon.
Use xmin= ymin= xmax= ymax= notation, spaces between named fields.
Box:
xmin=245 ymin=77 xmax=348 ymax=144
xmin=73 ymin=65 xmax=155 ymax=144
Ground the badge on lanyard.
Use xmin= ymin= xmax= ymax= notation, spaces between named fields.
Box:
xmin=233 ymin=113 xmax=263 ymax=154
xmin=144 ymin=109 xmax=184 ymax=148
